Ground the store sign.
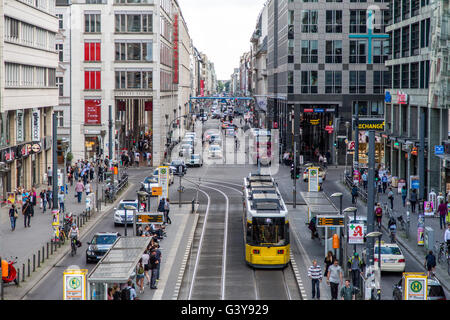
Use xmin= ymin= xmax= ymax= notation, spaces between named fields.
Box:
xmin=173 ymin=14 xmax=179 ymax=84
xmin=357 ymin=119 xmax=385 ymax=131
xmin=397 ymin=91 xmax=408 ymax=105
xmin=31 ymin=143 xmax=41 ymax=154
xmin=434 ymin=145 xmax=444 ymax=155
xmin=85 ymin=100 xmax=101 ymax=125
xmin=385 ymin=91 xmax=392 ymax=103
xmin=325 ymin=125 xmax=334 ymax=134
xmin=4 ymin=149 xmax=15 ymax=162
xmin=310 ymin=119 xmax=320 ymax=126
xmin=31 ymin=109 xmax=40 ymax=142
xmin=348 ymin=223 xmax=365 ymax=244
xmin=16 ymin=110 xmax=24 ymax=143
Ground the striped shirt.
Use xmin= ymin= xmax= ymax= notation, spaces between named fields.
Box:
xmin=308 ymin=265 xmax=322 ymax=280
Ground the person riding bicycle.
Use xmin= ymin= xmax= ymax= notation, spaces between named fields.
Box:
xmin=444 ymin=224 xmax=450 ymax=253
xmin=68 ymin=223 xmax=79 ymax=245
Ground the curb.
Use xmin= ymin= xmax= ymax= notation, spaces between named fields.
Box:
xmin=5 ymin=183 xmax=134 ymax=300
xmin=289 ymin=252 xmax=307 ymax=300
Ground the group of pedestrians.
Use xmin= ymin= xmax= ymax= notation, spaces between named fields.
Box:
xmin=308 ymin=251 xmax=363 ymax=300
xmin=8 ymin=186 xmax=38 ymax=230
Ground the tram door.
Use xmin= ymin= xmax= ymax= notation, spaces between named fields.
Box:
xmin=300 ymin=112 xmax=334 ymax=163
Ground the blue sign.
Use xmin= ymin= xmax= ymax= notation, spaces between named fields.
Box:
xmin=315 ymin=108 xmax=324 ymax=113
xmin=385 ymin=92 xmax=392 ymax=103
xmin=411 ymin=180 xmax=420 ymax=190
xmin=435 ymin=145 xmax=444 ymax=155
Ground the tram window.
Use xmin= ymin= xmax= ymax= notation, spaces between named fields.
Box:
xmin=252 ymin=217 xmax=286 ymax=246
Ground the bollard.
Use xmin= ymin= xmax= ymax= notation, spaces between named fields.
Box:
xmin=22 ymin=264 xmax=25 ymax=282
xmin=27 ymin=259 xmax=30 ymax=277
xmin=42 ymin=246 xmax=45 ymax=263
xmin=47 ymin=243 xmax=49 ymax=259
xmin=38 ymin=251 xmax=40 ymax=268
xmin=16 ymin=269 xmax=20 ymax=286
xmin=51 ymin=241 xmax=54 ymax=255
xmin=77 ymin=216 xmax=79 ymax=228
xmin=33 ymin=254 xmax=35 ymax=272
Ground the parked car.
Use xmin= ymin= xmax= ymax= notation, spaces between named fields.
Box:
xmin=187 ymin=154 xmax=203 ymax=167
xmin=114 ymin=199 xmax=139 ymax=226
xmin=208 ymin=145 xmax=223 ymax=159
xmin=393 ymin=276 xmax=446 ymax=300
xmin=170 ymin=159 xmax=187 ymax=175
xmin=86 ymin=232 xmax=120 ymax=263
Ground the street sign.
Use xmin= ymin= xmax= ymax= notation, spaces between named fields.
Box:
xmin=299 ymin=155 xmax=304 ymax=166
xmin=63 ymin=269 xmax=88 ymax=300
xmin=158 ymin=166 xmax=169 ymax=200
xmin=348 ymin=223 xmax=365 ymax=244
xmin=317 ymin=215 xmax=344 ymax=227
xmin=434 ymin=145 xmax=444 ymax=155
xmin=136 ymin=213 xmax=164 ymax=224
xmin=404 ymin=273 xmax=427 ymax=300
xmin=152 ymin=187 xmax=163 ymax=196
xmin=308 ymin=167 xmax=319 ymax=192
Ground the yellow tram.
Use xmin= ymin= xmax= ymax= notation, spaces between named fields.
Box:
xmin=243 ymin=174 xmax=290 ymax=268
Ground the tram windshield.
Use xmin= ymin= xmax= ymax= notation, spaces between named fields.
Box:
xmin=252 ymin=217 xmax=286 ymax=246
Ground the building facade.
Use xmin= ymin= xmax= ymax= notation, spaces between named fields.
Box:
xmin=383 ymin=0 xmax=450 ymax=196
xmin=0 ymin=0 xmax=59 ymax=202
xmin=265 ymin=0 xmax=389 ymax=165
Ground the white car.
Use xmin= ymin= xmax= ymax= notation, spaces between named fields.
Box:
xmin=208 ymin=145 xmax=222 ymax=159
xmin=114 ymin=200 xmax=139 ymax=226
xmin=187 ymin=154 xmax=203 ymax=167
xmin=366 ymin=241 xmax=406 ymax=272
xmin=185 ymin=132 xmax=196 ymax=139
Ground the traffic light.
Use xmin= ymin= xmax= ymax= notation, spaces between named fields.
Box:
xmin=290 ymin=165 xmax=295 ymax=180
xmin=296 ymin=167 xmax=301 ymax=180
xmin=334 ymin=141 xmax=338 ymax=148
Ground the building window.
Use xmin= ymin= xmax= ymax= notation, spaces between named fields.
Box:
xmin=288 ymin=39 xmax=294 ymax=55
xmin=55 ymin=111 xmax=64 ymax=127
xmin=301 ymin=10 xmax=318 ymax=33
xmin=373 ymin=39 xmax=389 ymax=64
xmin=114 ymin=0 xmax=151 ymax=3
xmin=402 ymin=0 xmax=410 ymax=20
xmin=401 ymin=26 xmax=410 ymax=58
xmin=393 ymin=64 xmax=401 ymax=88
xmin=349 ymin=10 xmax=366 ymax=33
xmin=325 ymin=71 xmax=342 ymax=94
xmin=115 ymin=14 xmax=153 ymax=33
xmin=350 ymin=40 xmax=366 ymax=64
xmin=410 ymin=62 xmax=419 ymax=88
xmin=115 ymin=70 xmax=153 ymax=89
xmin=56 ymin=14 xmax=63 ymax=29
xmin=84 ymin=42 xmax=101 ymax=61
xmin=394 ymin=0 xmax=401 ymax=23
xmin=349 ymin=71 xmax=366 ymax=93
xmin=85 ymin=13 xmax=101 ymax=33
xmin=5 ymin=17 xmax=20 ymax=42
xmin=370 ymin=101 xmax=384 ymax=116
xmin=115 ymin=41 xmax=152 ymax=61
xmin=288 ymin=71 xmax=294 ymax=86
xmin=56 ymin=76 xmax=64 ymax=96
xmin=393 ymin=29 xmax=401 ymax=59
xmin=84 ymin=70 xmax=101 ymax=90
xmin=411 ymin=23 xmax=420 ymax=56
xmin=420 ymin=18 xmax=430 ymax=48
xmin=325 ymin=40 xmax=342 ymax=63
xmin=411 ymin=0 xmax=420 ymax=17
xmin=56 ymin=43 xmax=63 ymax=62
xmin=326 ymin=10 xmax=342 ymax=33
xmin=301 ymin=70 xmax=318 ymax=94
xmin=301 ymin=40 xmax=318 ymax=63
xmin=401 ymin=64 xmax=409 ymax=89
xmin=21 ymin=65 xmax=34 ymax=87
xmin=373 ymin=71 xmax=390 ymax=94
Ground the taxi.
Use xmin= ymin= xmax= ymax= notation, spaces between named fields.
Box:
xmin=372 ymin=241 xmax=406 ymax=272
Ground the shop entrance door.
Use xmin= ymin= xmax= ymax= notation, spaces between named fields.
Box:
xmin=300 ymin=112 xmax=334 ymax=163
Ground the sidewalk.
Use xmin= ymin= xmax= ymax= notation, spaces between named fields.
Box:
xmin=0 ymin=180 xmax=101 ymax=270
xmin=336 ymin=168 xmax=450 ymax=293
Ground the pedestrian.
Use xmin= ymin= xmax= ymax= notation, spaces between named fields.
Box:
xmin=308 ymin=216 xmax=319 ymax=239
xmin=323 ymin=156 xmax=327 ymax=168
xmin=46 ymin=188 xmax=52 ymax=210
xmin=75 ymin=179 xmax=84 ymax=203
xmin=154 ymin=243 xmax=162 ymax=280
xmin=351 ymin=185 xmax=358 ymax=204
xmin=128 ymin=280 xmax=137 ymax=300
xmin=424 ymin=250 xmax=436 ymax=277
xmin=410 ymin=189 xmax=418 ymax=213
xmin=9 ymin=204 xmax=18 ymax=231
xmin=147 ymin=152 xmax=152 ymax=167
xmin=382 ymin=174 xmax=388 ymax=193
xmin=136 ymin=259 xmax=145 ymax=294
xmin=375 ymin=203 xmax=383 ymax=230
xmin=401 ymin=185 xmax=407 ymax=207
xmin=438 ymin=200 xmax=448 ymax=230
xmin=308 ymin=259 xmax=322 ymax=300
xmin=362 ymin=171 xmax=368 ymax=190
xmin=40 ymin=190 xmax=46 ymax=213
xmin=142 ymin=250 xmax=151 ymax=286
xmin=327 ymin=259 xmax=343 ymax=300
xmin=22 ymin=198 xmax=32 ymax=228
xmin=164 ymin=198 xmax=171 ymax=225
xmin=445 ymin=224 xmax=450 ymax=253
xmin=340 ymin=279 xmax=357 ymax=300
xmin=112 ymin=284 xmax=121 ymax=300
xmin=158 ymin=198 xmax=165 ymax=214
xmin=58 ymin=191 xmax=65 ymax=213
xmin=31 ymin=187 xmax=37 ymax=211
xmin=47 ymin=166 xmax=53 ymax=186
xmin=135 ymin=151 xmax=140 ymax=167
xmin=149 ymin=250 xmax=159 ymax=289
xmin=85 ymin=180 xmax=91 ymax=196
xmin=107 ymin=287 xmax=114 ymax=300
xmin=323 ymin=251 xmax=335 ymax=277
xmin=388 ymin=188 xmax=394 ymax=210
xmin=347 ymin=252 xmax=364 ymax=288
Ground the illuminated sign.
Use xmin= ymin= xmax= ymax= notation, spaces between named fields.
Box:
xmin=136 ymin=213 xmax=164 ymax=224
xmin=173 ymin=14 xmax=179 ymax=84
xmin=397 ymin=91 xmax=408 ymax=105
xmin=357 ymin=119 xmax=385 ymax=131
xmin=317 ymin=216 xmax=344 ymax=227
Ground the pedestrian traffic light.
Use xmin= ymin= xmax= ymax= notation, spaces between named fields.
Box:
xmin=296 ymin=167 xmax=301 ymax=180
xmin=334 ymin=141 xmax=337 ymax=148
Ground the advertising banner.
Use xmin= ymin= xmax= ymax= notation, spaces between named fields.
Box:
xmin=16 ymin=110 xmax=24 ymax=143
xmin=31 ymin=109 xmax=40 ymax=142
xmin=85 ymin=100 xmax=101 ymax=125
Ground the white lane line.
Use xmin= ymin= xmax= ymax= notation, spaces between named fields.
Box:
xmin=152 ymin=211 xmax=190 ymax=300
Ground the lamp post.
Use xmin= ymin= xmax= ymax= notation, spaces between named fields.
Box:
xmin=366 ymin=231 xmax=382 ymax=300
xmin=343 ymin=206 xmax=357 ymax=276
xmin=124 ymin=205 xmax=136 ymax=237
xmin=345 ymin=121 xmax=350 ymax=176
xmin=331 ymin=192 xmax=343 ymax=263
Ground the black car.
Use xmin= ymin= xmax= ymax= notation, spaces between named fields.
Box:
xmin=86 ymin=232 xmax=120 ymax=263
xmin=393 ymin=276 xmax=446 ymax=300
xmin=170 ymin=159 xmax=187 ymax=176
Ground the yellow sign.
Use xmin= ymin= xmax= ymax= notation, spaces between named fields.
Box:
xmin=357 ymin=120 xmax=385 ymax=131
xmin=403 ymin=273 xmax=428 ymax=300
xmin=310 ymin=119 xmax=320 ymax=126
xmin=63 ymin=269 xmax=88 ymax=300
xmin=317 ymin=216 xmax=344 ymax=227
xmin=152 ymin=187 xmax=163 ymax=196
xmin=136 ymin=213 xmax=164 ymax=224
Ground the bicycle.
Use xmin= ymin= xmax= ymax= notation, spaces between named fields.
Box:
xmin=436 ymin=242 xmax=447 ymax=264
xmin=70 ymin=237 xmax=77 ymax=256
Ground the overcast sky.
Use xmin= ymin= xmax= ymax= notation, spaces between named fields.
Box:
xmin=179 ymin=0 xmax=267 ymax=81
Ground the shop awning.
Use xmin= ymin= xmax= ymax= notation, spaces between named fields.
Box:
xmin=87 ymin=237 xmax=150 ymax=284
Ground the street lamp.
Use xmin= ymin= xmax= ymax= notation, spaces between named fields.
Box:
xmin=343 ymin=206 xmax=357 ymax=275
xmin=366 ymin=231 xmax=382 ymax=300
xmin=331 ymin=193 xmax=343 ymax=215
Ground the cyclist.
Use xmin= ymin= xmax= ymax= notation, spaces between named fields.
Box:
xmin=445 ymin=224 xmax=450 ymax=253
xmin=68 ymin=223 xmax=79 ymax=251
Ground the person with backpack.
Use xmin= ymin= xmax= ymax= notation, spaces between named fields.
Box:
xmin=375 ymin=203 xmax=383 ymax=230
xmin=351 ymin=185 xmax=358 ymax=204
xmin=424 ymin=251 xmax=437 ymax=277
xmin=164 ymin=198 xmax=171 ymax=225
xmin=121 ymin=280 xmax=136 ymax=300
xmin=112 ymin=284 xmax=121 ymax=300
xmin=340 ymin=279 xmax=357 ymax=300
xmin=136 ymin=259 xmax=145 ymax=294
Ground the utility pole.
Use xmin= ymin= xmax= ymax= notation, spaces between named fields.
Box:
xmin=293 ymin=141 xmax=297 ymax=208
xmin=52 ymin=112 xmax=58 ymax=210
xmin=109 ymin=105 xmax=114 ymax=189
xmin=419 ymin=108 xmax=425 ymax=200
xmin=354 ymin=104 xmax=359 ymax=173
xmin=366 ymin=131 xmax=376 ymax=267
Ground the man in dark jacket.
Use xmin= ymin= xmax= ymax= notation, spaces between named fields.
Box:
xmin=149 ymin=250 xmax=159 ymax=289
xmin=23 ymin=199 xmax=32 ymax=228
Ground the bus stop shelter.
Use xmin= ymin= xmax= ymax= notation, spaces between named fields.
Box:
xmin=301 ymin=192 xmax=339 ymax=224
xmin=87 ymin=237 xmax=150 ymax=300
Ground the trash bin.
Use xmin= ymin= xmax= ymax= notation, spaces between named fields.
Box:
xmin=424 ymin=226 xmax=434 ymax=253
